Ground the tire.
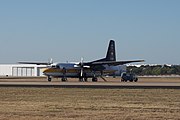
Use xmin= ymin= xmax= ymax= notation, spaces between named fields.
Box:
xmin=84 ymin=78 xmax=88 ymax=82
xmin=129 ymin=79 xmax=133 ymax=82
xmin=92 ymin=77 xmax=97 ymax=82
xmin=79 ymin=78 xmax=83 ymax=82
xmin=61 ymin=78 xmax=67 ymax=82
xmin=134 ymin=78 xmax=138 ymax=82
xmin=48 ymin=76 xmax=51 ymax=82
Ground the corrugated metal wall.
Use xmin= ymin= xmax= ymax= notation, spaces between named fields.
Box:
xmin=12 ymin=67 xmax=34 ymax=76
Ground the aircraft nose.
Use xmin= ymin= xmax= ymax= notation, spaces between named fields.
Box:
xmin=43 ymin=68 xmax=50 ymax=74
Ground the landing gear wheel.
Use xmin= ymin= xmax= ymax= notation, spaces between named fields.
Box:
xmin=61 ymin=77 xmax=67 ymax=82
xmin=48 ymin=76 xmax=52 ymax=82
xmin=129 ymin=80 xmax=133 ymax=82
xmin=92 ymin=77 xmax=98 ymax=82
xmin=84 ymin=78 xmax=88 ymax=82
xmin=79 ymin=78 xmax=84 ymax=82
xmin=134 ymin=78 xmax=138 ymax=82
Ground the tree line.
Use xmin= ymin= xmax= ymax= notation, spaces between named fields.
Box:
xmin=127 ymin=65 xmax=180 ymax=75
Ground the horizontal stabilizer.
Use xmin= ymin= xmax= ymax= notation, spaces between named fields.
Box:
xmin=89 ymin=60 xmax=145 ymax=66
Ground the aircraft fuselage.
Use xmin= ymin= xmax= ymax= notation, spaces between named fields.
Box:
xmin=43 ymin=63 xmax=126 ymax=78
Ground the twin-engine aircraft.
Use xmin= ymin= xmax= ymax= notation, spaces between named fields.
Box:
xmin=19 ymin=40 xmax=144 ymax=82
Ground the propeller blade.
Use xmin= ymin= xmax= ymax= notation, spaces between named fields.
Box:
xmin=79 ymin=57 xmax=86 ymax=78
xmin=49 ymin=58 xmax=53 ymax=65
xmin=80 ymin=68 xmax=83 ymax=77
xmin=81 ymin=57 xmax=83 ymax=64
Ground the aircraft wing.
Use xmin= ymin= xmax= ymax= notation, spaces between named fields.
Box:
xmin=87 ymin=60 xmax=145 ymax=66
xmin=18 ymin=58 xmax=53 ymax=65
xmin=18 ymin=61 xmax=51 ymax=65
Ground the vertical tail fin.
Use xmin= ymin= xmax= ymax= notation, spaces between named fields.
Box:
xmin=92 ymin=40 xmax=116 ymax=62
xmin=105 ymin=40 xmax=116 ymax=61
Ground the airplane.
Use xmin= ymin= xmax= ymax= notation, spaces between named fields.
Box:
xmin=19 ymin=40 xmax=144 ymax=82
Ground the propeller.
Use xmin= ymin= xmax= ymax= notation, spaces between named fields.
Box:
xmin=48 ymin=58 xmax=53 ymax=65
xmin=76 ymin=58 xmax=107 ymax=81
xmin=80 ymin=58 xmax=84 ymax=78
xmin=47 ymin=58 xmax=54 ymax=68
xmin=75 ymin=58 xmax=90 ymax=78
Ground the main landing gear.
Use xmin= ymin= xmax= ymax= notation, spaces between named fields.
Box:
xmin=92 ymin=71 xmax=98 ymax=82
xmin=47 ymin=76 xmax=67 ymax=82
xmin=92 ymin=77 xmax=98 ymax=82
xmin=78 ymin=73 xmax=88 ymax=82
xmin=79 ymin=77 xmax=88 ymax=82
xmin=79 ymin=77 xmax=98 ymax=82
xmin=61 ymin=77 xmax=67 ymax=82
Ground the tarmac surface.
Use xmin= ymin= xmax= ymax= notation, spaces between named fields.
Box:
xmin=0 ymin=77 xmax=180 ymax=89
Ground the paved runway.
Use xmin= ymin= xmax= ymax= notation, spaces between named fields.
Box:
xmin=0 ymin=81 xmax=180 ymax=89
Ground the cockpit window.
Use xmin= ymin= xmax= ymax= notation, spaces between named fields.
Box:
xmin=51 ymin=65 xmax=60 ymax=68
xmin=52 ymin=65 xmax=56 ymax=68
xmin=56 ymin=65 xmax=60 ymax=68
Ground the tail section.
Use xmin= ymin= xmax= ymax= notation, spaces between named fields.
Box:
xmin=93 ymin=40 xmax=116 ymax=62
xmin=105 ymin=40 xmax=116 ymax=61
xmin=88 ymin=40 xmax=144 ymax=66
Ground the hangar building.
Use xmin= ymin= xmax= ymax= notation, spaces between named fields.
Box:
xmin=0 ymin=64 xmax=47 ymax=77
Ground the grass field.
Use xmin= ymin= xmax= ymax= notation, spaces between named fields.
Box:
xmin=0 ymin=87 xmax=179 ymax=120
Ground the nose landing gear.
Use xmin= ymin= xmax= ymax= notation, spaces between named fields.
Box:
xmin=47 ymin=76 xmax=52 ymax=82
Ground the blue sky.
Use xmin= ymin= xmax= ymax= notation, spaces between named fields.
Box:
xmin=0 ymin=0 xmax=179 ymax=64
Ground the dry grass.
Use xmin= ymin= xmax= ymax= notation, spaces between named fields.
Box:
xmin=138 ymin=77 xmax=180 ymax=83
xmin=0 ymin=88 xmax=179 ymax=120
